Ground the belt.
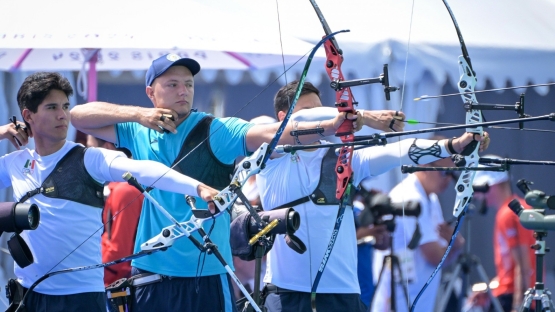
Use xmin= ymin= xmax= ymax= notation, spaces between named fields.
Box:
xmin=128 ymin=272 xmax=194 ymax=287
xmin=129 ymin=273 xmax=165 ymax=287
xmin=264 ymin=284 xmax=296 ymax=294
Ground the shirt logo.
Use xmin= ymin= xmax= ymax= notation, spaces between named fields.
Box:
xmin=22 ymin=159 xmax=35 ymax=175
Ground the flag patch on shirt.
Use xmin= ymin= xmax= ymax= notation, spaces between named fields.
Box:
xmin=22 ymin=159 xmax=35 ymax=175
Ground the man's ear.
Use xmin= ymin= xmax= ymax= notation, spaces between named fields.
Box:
xmin=22 ymin=109 xmax=32 ymax=124
xmin=21 ymin=109 xmax=33 ymax=134
xmin=277 ymin=111 xmax=285 ymax=122
xmin=145 ymin=86 xmax=154 ymax=100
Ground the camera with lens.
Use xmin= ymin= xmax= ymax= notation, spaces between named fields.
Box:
xmin=230 ymin=203 xmax=304 ymax=261
xmin=0 ymin=202 xmax=41 ymax=268
xmin=355 ymin=189 xmax=421 ymax=230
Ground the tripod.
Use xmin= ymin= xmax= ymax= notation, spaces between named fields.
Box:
xmin=373 ymin=220 xmax=410 ymax=312
xmin=436 ymin=214 xmax=504 ymax=312
xmin=518 ymin=231 xmax=555 ymax=312
xmin=236 ymin=236 xmax=272 ymax=312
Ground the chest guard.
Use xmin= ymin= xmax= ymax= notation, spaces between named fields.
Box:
xmin=171 ymin=116 xmax=234 ymax=190
xmin=275 ymin=147 xmax=354 ymax=209
xmin=309 ymin=147 xmax=347 ymax=205
xmin=18 ymin=146 xmax=105 ymax=208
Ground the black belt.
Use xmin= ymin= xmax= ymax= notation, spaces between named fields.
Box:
xmin=264 ymin=284 xmax=296 ymax=294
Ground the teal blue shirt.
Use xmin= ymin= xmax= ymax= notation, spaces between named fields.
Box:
xmin=115 ymin=112 xmax=253 ymax=277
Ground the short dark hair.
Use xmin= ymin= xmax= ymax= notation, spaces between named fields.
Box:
xmin=273 ymin=80 xmax=320 ymax=119
xmin=17 ymin=72 xmax=73 ymax=114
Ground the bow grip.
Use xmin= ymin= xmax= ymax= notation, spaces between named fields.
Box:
xmin=335 ymin=118 xmax=354 ymax=137
xmin=460 ymin=137 xmax=479 ymax=156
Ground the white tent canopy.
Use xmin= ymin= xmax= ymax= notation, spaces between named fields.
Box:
xmin=0 ymin=0 xmax=324 ymax=74
xmin=3 ymin=0 xmax=555 ymax=88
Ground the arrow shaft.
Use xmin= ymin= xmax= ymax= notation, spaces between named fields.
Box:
xmin=416 ymin=82 xmax=555 ymax=101
xmin=373 ymin=114 xmax=555 ymax=140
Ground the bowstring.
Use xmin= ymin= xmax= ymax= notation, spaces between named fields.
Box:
xmin=275 ymin=0 xmax=289 ymax=88
xmin=397 ymin=0 xmax=417 ymax=309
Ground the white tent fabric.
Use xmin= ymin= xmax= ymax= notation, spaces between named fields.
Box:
xmin=4 ymin=0 xmax=553 ymax=87
xmin=3 ymin=0 xmax=555 ymax=92
xmin=249 ymin=0 xmax=555 ymax=90
xmin=0 ymin=0 xmax=324 ymax=72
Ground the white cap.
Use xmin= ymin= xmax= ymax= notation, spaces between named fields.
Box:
xmin=473 ymin=154 xmax=509 ymax=187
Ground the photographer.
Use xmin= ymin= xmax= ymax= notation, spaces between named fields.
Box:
xmin=372 ymin=151 xmax=465 ymax=312
xmin=353 ymin=188 xmax=391 ymax=307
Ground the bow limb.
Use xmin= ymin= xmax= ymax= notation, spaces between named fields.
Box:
xmin=213 ymin=30 xmax=349 ymax=216
xmin=442 ymin=0 xmax=483 ymax=218
xmin=306 ymin=2 xmax=361 ymax=311
xmin=309 ymin=0 xmax=356 ymax=200
xmin=309 ymin=0 xmax=398 ymax=199
xmin=409 ymin=1 xmax=483 ymax=311
xmin=264 ymin=30 xmax=349 ymax=161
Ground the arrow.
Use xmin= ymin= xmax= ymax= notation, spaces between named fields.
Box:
xmin=275 ymin=113 xmax=555 ymax=153
xmin=402 ymin=119 xmax=555 ymax=133
xmin=414 ymin=82 xmax=555 ymax=101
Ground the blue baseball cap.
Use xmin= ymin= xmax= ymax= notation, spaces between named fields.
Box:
xmin=145 ymin=53 xmax=201 ymax=87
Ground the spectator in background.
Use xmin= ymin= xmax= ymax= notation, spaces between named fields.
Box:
xmin=473 ymin=156 xmax=536 ymax=312
xmin=86 ymin=135 xmax=143 ymax=286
